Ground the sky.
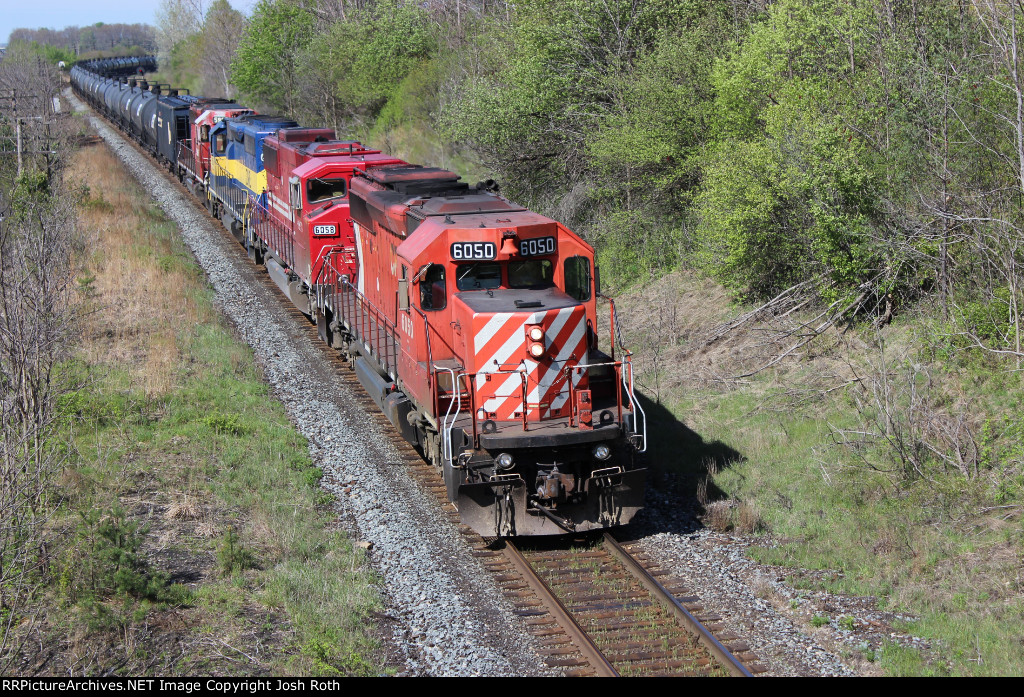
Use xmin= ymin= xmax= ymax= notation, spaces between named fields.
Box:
xmin=0 ymin=1 xmax=253 ymax=46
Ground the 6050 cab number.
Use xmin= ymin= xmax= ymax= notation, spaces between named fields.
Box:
xmin=450 ymin=242 xmax=496 ymax=260
xmin=313 ymin=224 xmax=337 ymax=236
xmin=518 ymin=236 xmax=556 ymax=257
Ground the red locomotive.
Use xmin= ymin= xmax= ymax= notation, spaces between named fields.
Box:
xmin=256 ymin=130 xmax=406 ymax=311
xmin=315 ymin=165 xmax=648 ymax=535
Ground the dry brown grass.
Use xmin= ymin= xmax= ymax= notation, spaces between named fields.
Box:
xmin=700 ymin=496 xmax=764 ymax=534
xmin=610 ymin=269 xmax=863 ymax=402
xmin=67 ymin=143 xmax=212 ymax=396
xmin=702 ymin=500 xmax=734 ymax=532
xmin=165 ymin=495 xmax=201 ymax=521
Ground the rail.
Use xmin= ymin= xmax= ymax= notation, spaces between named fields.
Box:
xmin=502 ymin=541 xmax=619 ymax=677
xmin=603 ymin=534 xmax=752 ymax=677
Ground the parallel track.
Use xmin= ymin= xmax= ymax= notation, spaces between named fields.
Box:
xmin=89 ymin=97 xmax=767 ymax=677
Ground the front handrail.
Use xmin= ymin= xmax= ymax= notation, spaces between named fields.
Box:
xmin=596 ymin=293 xmax=646 ymax=450
xmin=436 ymin=367 xmax=463 ymax=465
xmin=623 ymin=355 xmax=647 ymax=452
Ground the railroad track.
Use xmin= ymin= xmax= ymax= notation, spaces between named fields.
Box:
xmin=249 ymin=252 xmax=765 ymax=676
xmin=218 ymin=211 xmax=767 ymax=678
xmin=100 ymin=108 xmax=767 ymax=677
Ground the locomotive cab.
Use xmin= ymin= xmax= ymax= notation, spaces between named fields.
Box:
xmin=257 ymin=134 xmax=407 ymax=308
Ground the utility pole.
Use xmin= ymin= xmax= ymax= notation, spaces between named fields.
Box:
xmin=16 ymin=117 xmax=23 ymax=176
xmin=11 ymin=88 xmax=22 ymax=176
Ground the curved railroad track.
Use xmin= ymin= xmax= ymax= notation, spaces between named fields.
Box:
xmin=240 ymin=228 xmax=765 ymax=677
xmin=249 ymin=255 xmax=766 ymax=677
xmin=87 ymin=94 xmax=767 ymax=678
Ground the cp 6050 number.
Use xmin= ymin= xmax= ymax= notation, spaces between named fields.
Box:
xmin=518 ymin=236 xmax=556 ymax=257
xmin=313 ymin=224 xmax=337 ymax=236
xmin=450 ymin=242 xmax=496 ymax=260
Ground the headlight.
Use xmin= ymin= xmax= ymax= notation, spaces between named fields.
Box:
xmin=495 ymin=452 xmax=514 ymax=469
xmin=592 ymin=444 xmax=612 ymax=461
xmin=529 ymin=343 xmax=545 ymax=358
xmin=528 ymin=326 xmax=544 ymax=341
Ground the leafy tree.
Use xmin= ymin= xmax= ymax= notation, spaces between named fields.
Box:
xmin=441 ymin=0 xmax=747 ymax=279
xmin=295 ymin=0 xmax=436 ymax=130
xmin=231 ymin=0 xmax=317 ymax=114
xmin=697 ymin=0 xmax=882 ymax=299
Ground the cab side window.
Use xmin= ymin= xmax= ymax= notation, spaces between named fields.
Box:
xmin=420 ymin=265 xmax=446 ymax=311
xmin=564 ymin=256 xmax=591 ymax=301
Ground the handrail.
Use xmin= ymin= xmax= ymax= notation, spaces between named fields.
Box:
xmin=437 ymin=367 xmax=462 ymax=466
xmin=247 ymin=194 xmax=294 ymax=269
xmin=412 ymin=306 xmax=435 ymax=373
xmin=596 ymin=292 xmax=645 ymax=450
xmin=623 ymin=356 xmax=647 ymax=452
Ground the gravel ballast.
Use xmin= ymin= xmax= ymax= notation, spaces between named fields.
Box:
xmin=71 ymin=92 xmax=553 ymax=677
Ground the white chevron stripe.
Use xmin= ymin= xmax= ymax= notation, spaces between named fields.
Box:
xmin=547 ymin=317 xmax=589 ymax=411
xmin=475 ymin=317 xmax=528 ymax=389
xmin=474 ymin=312 xmax=514 ymax=354
xmin=529 ymin=310 xmax=585 ymax=404
xmin=543 ymin=306 xmax=574 ymax=345
xmin=483 ymin=370 xmax=527 ymax=414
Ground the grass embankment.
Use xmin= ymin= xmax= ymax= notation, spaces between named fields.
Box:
xmin=42 ymin=141 xmax=382 ymax=675
xmin=619 ymin=271 xmax=1024 ymax=676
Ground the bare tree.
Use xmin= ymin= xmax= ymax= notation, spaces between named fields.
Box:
xmin=201 ymin=0 xmax=247 ymax=98
xmin=829 ymin=339 xmax=979 ymax=485
xmin=0 ymin=56 xmax=80 ymax=670
xmin=156 ymin=0 xmax=206 ymax=67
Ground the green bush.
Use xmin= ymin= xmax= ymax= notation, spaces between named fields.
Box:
xmin=60 ymin=505 xmax=186 ymax=605
xmin=217 ymin=526 xmax=257 ymax=576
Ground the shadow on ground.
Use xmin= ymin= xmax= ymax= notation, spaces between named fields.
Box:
xmin=625 ymin=392 xmax=744 ymax=538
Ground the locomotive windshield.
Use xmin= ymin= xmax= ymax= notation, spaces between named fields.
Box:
xmin=306 ymin=176 xmax=347 ymax=204
xmin=508 ymin=259 xmax=554 ymax=289
xmin=456 ymin=263 xmax=501 ymax=291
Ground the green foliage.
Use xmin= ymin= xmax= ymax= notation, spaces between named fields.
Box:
xmin=217 ymin=526 xmax=257 ymax=576
xmin=203 ymin=411 xmax=249 ymax=436
xmin=231 ymin=0 xmax=316 ymax=112
xmin=161 ymin=33 xmax=203 ymax=96
xmin=347 ymin=0 xmax=435 ymax=109
xmin=59 ymin=506 xmax=184 ymax=604
xmin=3 ymin=39 xmax=75 ymax=65
xmin=955 ymin=286 xmax=1017 ymax=345
xmin=438 ymin=0 xmax=744 ymax=283
xmin=696 ymin=0 xmax=882 ymax=298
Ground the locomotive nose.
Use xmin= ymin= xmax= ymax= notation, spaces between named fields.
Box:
xmin=456 ymin=289 xmax=589 ymax=424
